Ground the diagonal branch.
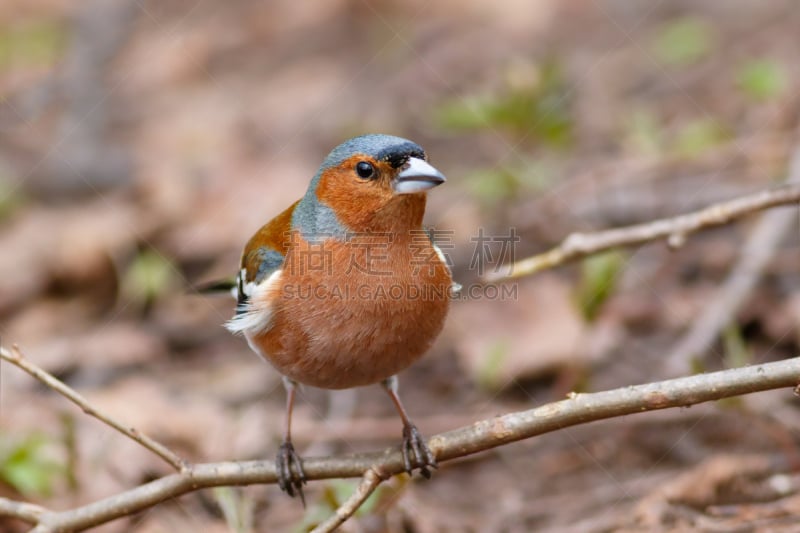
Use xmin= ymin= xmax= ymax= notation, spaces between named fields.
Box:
xmin=0 ymin=498 xmax=47 ymax=524
xmin=2 ymin=356 xmax=798 ymax=531
xmin=484 ymin=182 xmax=800 ymax=282
xmin=0 ymin=345 xmax=188 ymax=473
xmin=311 ymin=466 xmax=388 ymax=533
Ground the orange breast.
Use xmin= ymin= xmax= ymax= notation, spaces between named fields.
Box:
xmin=249 ymin=230 xmax=451 ymax=389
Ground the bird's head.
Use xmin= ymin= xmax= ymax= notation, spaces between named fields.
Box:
xmin=300 ymin=134 xmax=446 ymax=233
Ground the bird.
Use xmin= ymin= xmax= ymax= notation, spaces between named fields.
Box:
xmin=213 ymin=134 xmax=454 ymax=501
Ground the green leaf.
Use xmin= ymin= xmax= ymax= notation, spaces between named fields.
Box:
xmin=120 ymin=248 xmax=178 ymax=305
xmin=689 ymin=357 xmax=707 ymax=375
xmin=576 ymin=251 xmax=625 ymax=321
xmin=293 ymin=479 xmax=404 ymax=532
xmin=0 ymin=434 xmax=63 ymax=497
xmin=213 ymin=487 xmax=254 ymax=533
xmin=623 ymin=108 xmax=664 ymax=157
xmin=477 ymin=339 xmax=510 ymax=390
xmin=0 ymin=175 xmax=26 ymax=221
xmin=672 ymin=118 xmax=729 ymax=158
xmin=722 ymin=323 xmax=752 ymax=368
xmin=0 ymin=19 xmax=67 ymax=69
xmin=463 ymin=167 xmax=520 ymax=205
xmin=653 ymin=17 xmax=714 ymax=66
xmin=463 ymin=160 xmax=555 ymax=206
xmin=737 ymin=59 xmax=787 ymax=102
xmin=323 ymin=479 xmax=387 ymax=517
xmin=436 ymin=97 xmax=494 ymax=131
xmin=436 ymin=60 xmax=573 ymax=147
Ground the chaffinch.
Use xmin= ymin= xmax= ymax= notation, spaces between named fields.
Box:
xmin=220 ymin=134 xmax=452 ymax=500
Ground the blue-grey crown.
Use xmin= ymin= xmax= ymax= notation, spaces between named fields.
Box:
xmin=320 ymin=134 xmax=425 ymax=171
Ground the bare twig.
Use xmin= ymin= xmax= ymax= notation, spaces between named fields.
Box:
xmin=312 ymin=467 xmax=388 ymax=533
xmin=0 ymin=498 xmax=47 ymax=524
xmin=485 ymin=183 xmax=800 ymax=282
xmin=0 ymin=345 xmax=188 ymax=473
xmin=663 ymin=149 xmax=800 ymax=374
xmin=1 ymin=356 xmax=798 ymax=532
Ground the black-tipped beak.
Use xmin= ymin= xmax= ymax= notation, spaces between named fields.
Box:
xmin=393 ymin=157 xmax=446 ymax=194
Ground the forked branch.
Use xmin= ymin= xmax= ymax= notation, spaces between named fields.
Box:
xmin=485 ymin=183 xmax=800 ymax=282
xmin=1 ymin=344 xmax=798 ymax=532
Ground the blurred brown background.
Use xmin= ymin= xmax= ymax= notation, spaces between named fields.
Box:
xmin=1 ymin=0 xmax=799 ymax=531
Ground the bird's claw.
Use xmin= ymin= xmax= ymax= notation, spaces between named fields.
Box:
xmin=276 ymin=441 xmax=307 ymax=505
xmin=401 ymin=423 xmax=437 ymax=478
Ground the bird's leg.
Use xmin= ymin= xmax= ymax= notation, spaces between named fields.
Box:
xmin=381 ymin=375 xmax=437 ymax=478
xmin=276 ymin=377 xmax=306 ymax=504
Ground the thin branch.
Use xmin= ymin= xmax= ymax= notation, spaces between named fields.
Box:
xmin=2 ymin=356 xmax=798 ymax=531
xmin=663 ymin=149 xmax=800 ymax=375
xmin=0 ymin=498 xmax=47 ymax=524
xmin=484 ymin=183 xmax=800 ymax=282
xmin=0 ymin=345 xmax=188 ymax=473
xmin=311 ymin=467 xmax=387 ymax=533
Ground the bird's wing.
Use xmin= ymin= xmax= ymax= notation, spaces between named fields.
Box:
xmin=225 ymin=200 xmax=299 ymax=336
xmin=235 ymin=200 xmax=299 ymax=309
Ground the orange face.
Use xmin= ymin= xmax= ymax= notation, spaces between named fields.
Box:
xmin=315 ymin=153 xmax=445 ymax=233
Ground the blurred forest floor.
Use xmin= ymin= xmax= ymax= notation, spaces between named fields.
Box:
xmin=1 ymin=1 xmax=800 ymax=531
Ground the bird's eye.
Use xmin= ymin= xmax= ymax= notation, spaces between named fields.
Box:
xmin=355 ymin=161 xmax=375 ymax=179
